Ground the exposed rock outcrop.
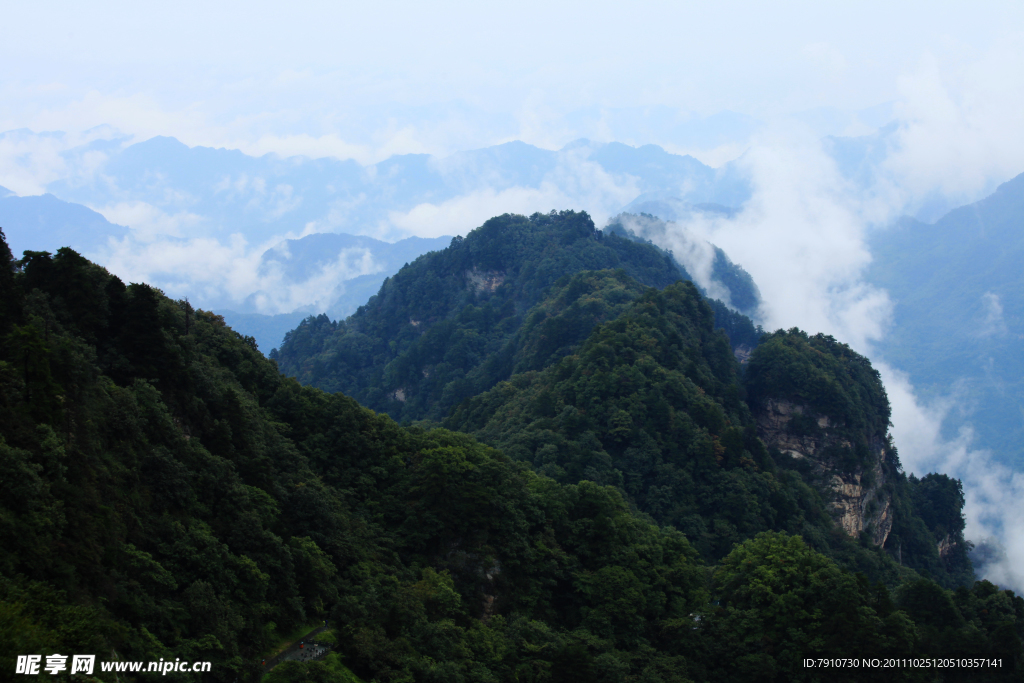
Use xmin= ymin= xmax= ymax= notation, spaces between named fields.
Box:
xmin=938 ymin=533 xmax=959 ymax=560
xmin=733 ymin=344 xmax=753 ymax=364
xmin=755 ymin=398 xmax=893 ymax=546
xmin=466 ymin=268 xmax=505 ymax=293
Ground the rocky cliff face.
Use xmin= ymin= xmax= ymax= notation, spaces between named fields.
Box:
xmin=937 ymin=533 xmax=960 ymax=561
xmin=755 ymin=399 xmax=893 ymax=546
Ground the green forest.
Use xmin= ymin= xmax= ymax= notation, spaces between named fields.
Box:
xmin=1 ymin=212 xmax=1022 ymax=682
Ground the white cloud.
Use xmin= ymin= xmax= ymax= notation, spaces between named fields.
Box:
xmin=882 ymin=363 xmax=1024 ymax=593
xmin=252 ymin=246 xmax=383 ymax=314
xmin=614 ymin=213 xmax=732 ymax=305
xmin=92 ymin=223 xmax=386 ymax=315
xmin=639 ymin=127 xmax=894 ymax=350
xmin=626 ymin=100 xmax=1023 ymax=590
xmin=98 ymin=232 xmax=264 ymax=303
xmin=979 ymin=292 xmax=1007 ymax=337
xmin=93 ymin=201 xmax=205 ymax=241
xmin=0 ymin=127 xmax=123 ymax=196
xmin=881 ymin=37 xmax=1024 ymax=213
xmin=240 ymin=133 xmax=375 ymax=165
xmin=388 ymin=149 xmax=640 ymax=238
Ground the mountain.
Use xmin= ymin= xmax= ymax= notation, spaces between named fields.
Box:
xmin=604 ymin=212 xmax=760 ymax=315
xmin=270 ymin=211 xmax=762 ymax=423
xmin=270 ymin=209 xmax=971 ymax=579
xmin=867 ymin=171 xmax=1024 ymax=469
xmin=217 ymin=232 xmax=451 ymax=353
xmin=221 ymin=210 xmax=760 ymax=358
xmin=445 ymin=289 xmax=971 ymax=584
xmin=0 ymin=191 xmax=129 ymax=257
xmin=212 ymin=310 xmax=310 ymax=358
xmin=2 ymin=228 xmax=1017 ymax=682
xmin=43 ymin=135 xmax=752 ymax=245
xmin=0 ymin=182 xmax=452 ymax=355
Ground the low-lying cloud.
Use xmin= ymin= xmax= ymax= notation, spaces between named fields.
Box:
xmin=389 ymin=150 xmax=639 ymax=238
xmin=629 ymin=127 xmax=894 ymax=350
xmin=85 ymin=148 xmax=642 ymax=313
xmin=623 ymin=45 xmax=1024 ymax=590
xmin=883 ymin=363 xmax=1024 ymax=592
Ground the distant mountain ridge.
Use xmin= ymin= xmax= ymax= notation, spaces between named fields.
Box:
xmin=867 ymin=170 xmax=1024 ymax=469
xmin=2 ymin=132 xmax=757 ymax=346
xmin=0 ymin=191 xmax=129 ymax=256
xmin=256 ymin=232 xmax=452 ymax=315
xmin=218 ymin=232 xmax=452 ymax=352
xmin=40 ymin=134 xmax=751 ymax=245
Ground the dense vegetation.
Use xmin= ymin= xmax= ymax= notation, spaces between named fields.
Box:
xmin=745 ymin=330 xmax=892 ymax=440
xmin=1 ymin=222 xmax=1021 ymax=682
xmin=740 ymin=330 xmax=974 ymax=587
xmin=271 ymin=211 xmax=760 ymax=424
xmin=443 ymin=277 xmax=971 ymax=585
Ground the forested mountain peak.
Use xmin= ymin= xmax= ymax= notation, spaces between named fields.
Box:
xmin=2 ymin=227 xmax=1020 ymax=681
xmin=272 ymin=210 xmax=761 ymax=424
xmin=745 ymin=330 xmax=897 ymax=545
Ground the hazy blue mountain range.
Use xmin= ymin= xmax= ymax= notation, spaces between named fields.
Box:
xmin=0 ymin=162 xmax=760 ymax=356
xmin=620 ymin=195 xmax=739 ymax=222
xmin=0 ymin=190 xmax=129 ymax=256
xmin=4 ymin=121 xmax=981 ymax=269
xmin=218 ymin=232 xmax=451 ymax=352
xmin=867 ymin=171 xmax=1024 ymax=468
xmin=38 ymin=135 xmax=752 ymax=244
xmin=257 ymin=232 xmax=451 ymax=295
xmin=0 ymin=183 xmax=453 ymax=353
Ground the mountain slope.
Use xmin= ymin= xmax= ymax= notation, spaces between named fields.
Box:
xmin=1 ymin=229 xmax=1019 ymax=681
xmin=0 ymin=231 xmax=714 ymax=681
xmin=867 ymin=171 xmax=1024 ymax=468
xmin=445 ymin=282 xmax=972 ymax=586
xmin=271 ymin=210 xmax=760 ymax=422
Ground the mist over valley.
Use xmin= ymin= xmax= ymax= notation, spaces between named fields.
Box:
xmin=3 ymin=3 xmax=1024 ymax=679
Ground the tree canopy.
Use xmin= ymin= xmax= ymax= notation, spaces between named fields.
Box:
xmin=0 ymin=225 xmax=1016 ymax=682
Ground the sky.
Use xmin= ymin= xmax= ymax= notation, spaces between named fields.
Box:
xmin=2 ymin=1 xmax=1022 ymax=164
xmin=4 ymin=0 xmax=1024 ymax=588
